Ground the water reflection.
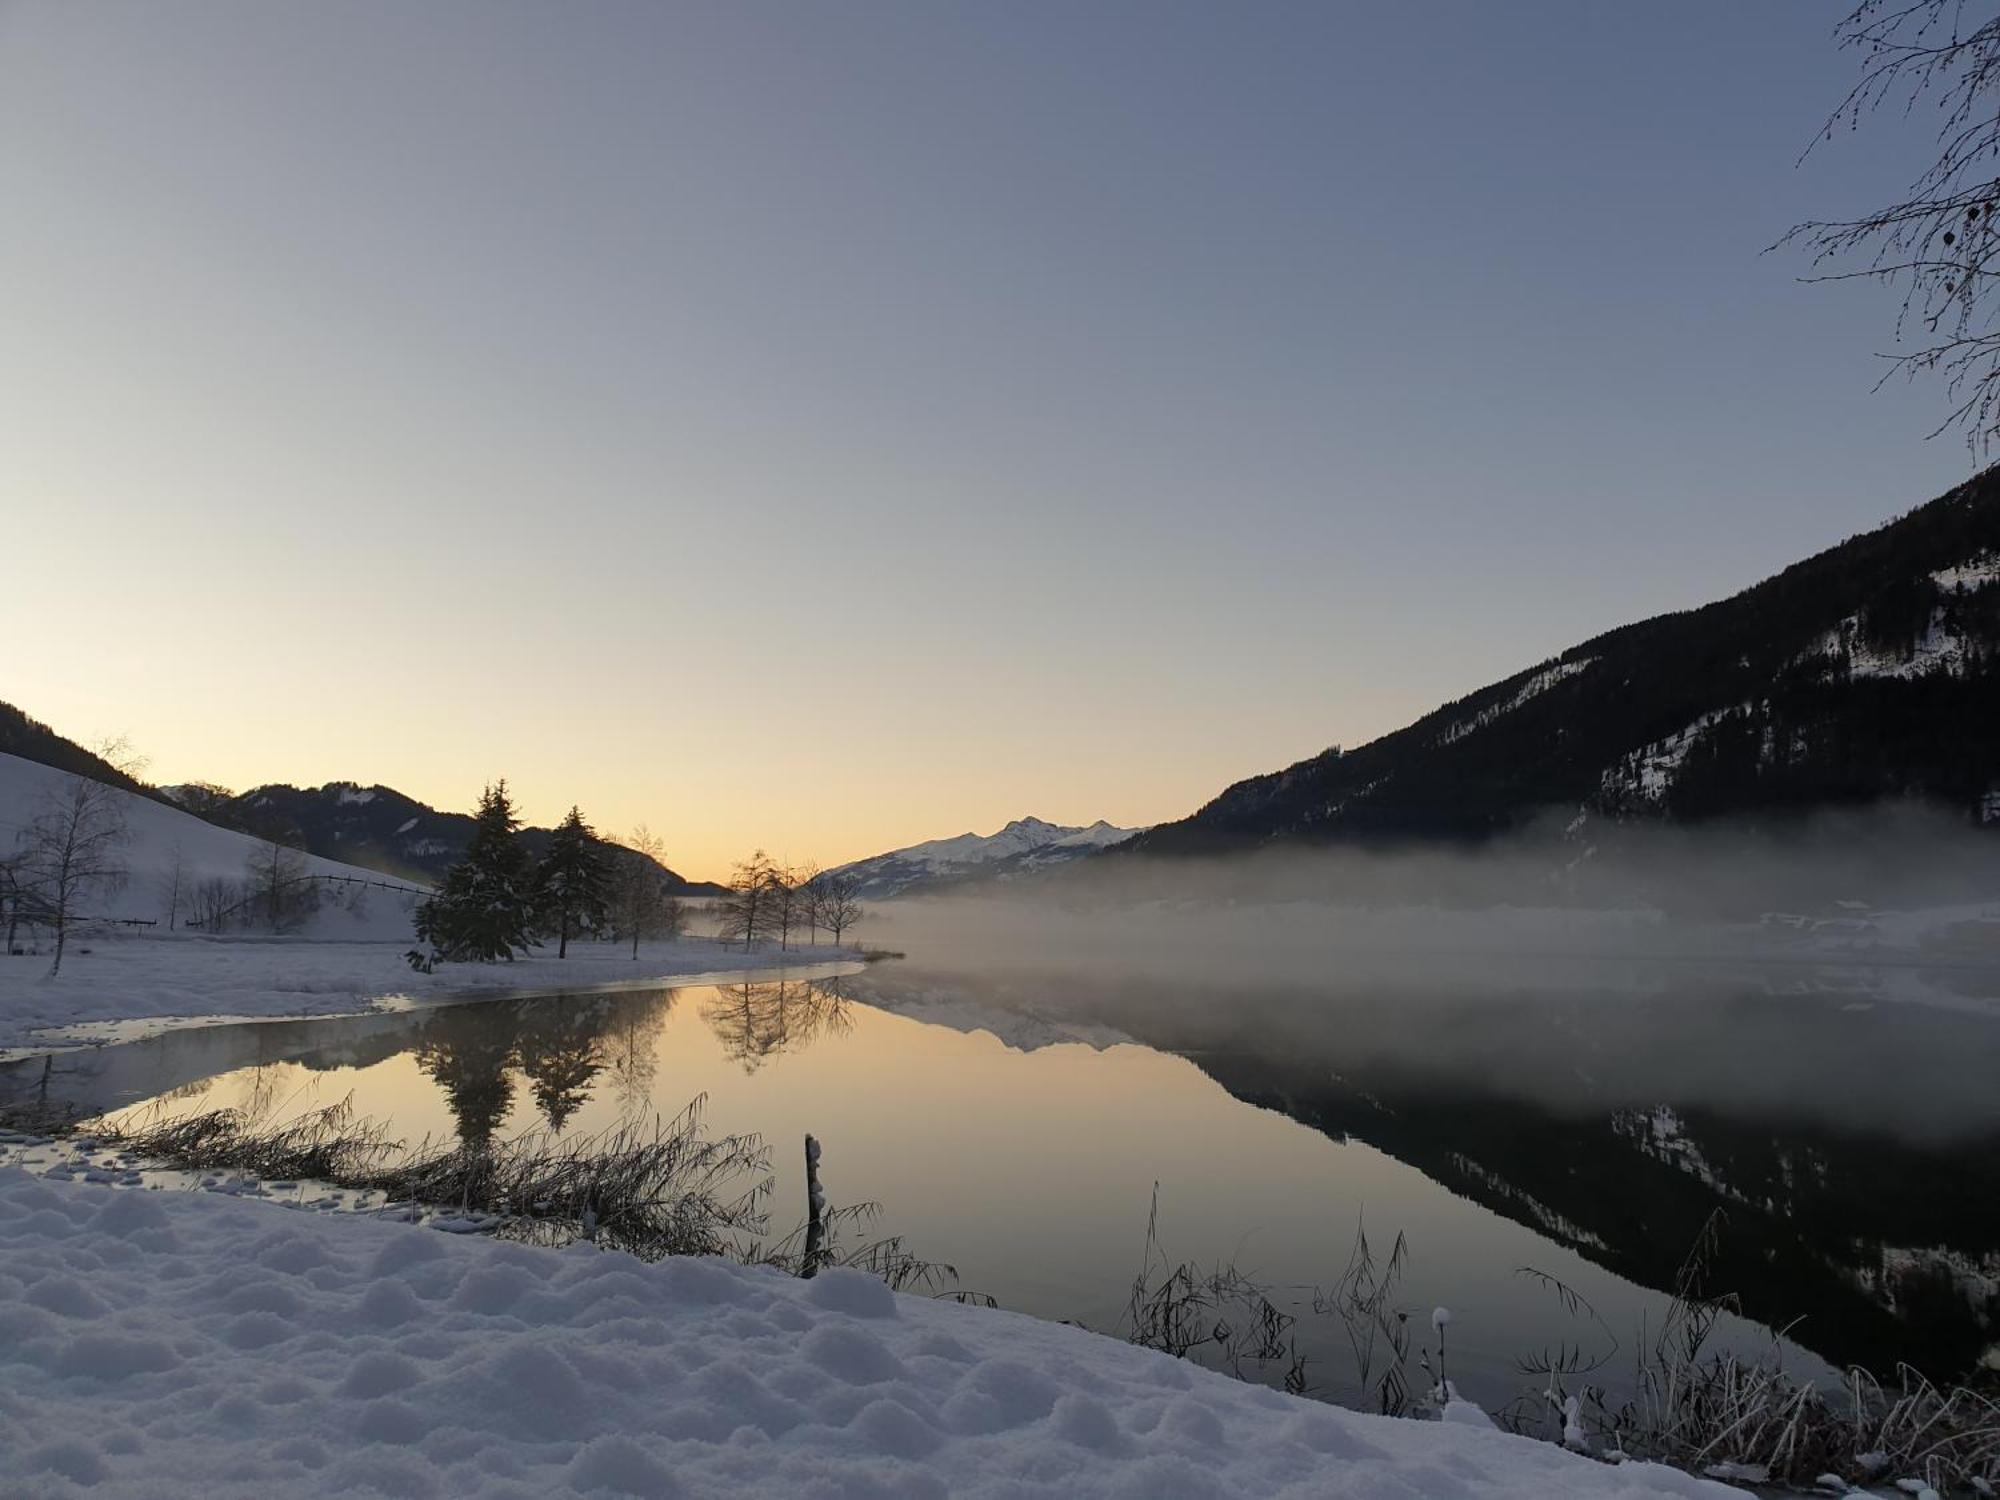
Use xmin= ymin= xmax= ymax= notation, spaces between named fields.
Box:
xmin=702 ymin=979 xmax=853 ymax=1073
xmin=3 ymin=962 xmax=1995 ymax=1402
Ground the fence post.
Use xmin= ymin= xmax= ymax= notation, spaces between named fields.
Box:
xmin=801 ymin=1133 xmax=825 ymax=1278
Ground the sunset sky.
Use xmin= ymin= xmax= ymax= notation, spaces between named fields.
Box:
xmin=0 ymin=2 xmax=1976 ymax=880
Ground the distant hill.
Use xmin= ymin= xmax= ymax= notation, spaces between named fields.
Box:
xmin=207 ymin=782 xmax=723 ymax=895
xmin=1133 ymin=468 xmax=2000 ymax=855
xmin=830 ymin=816 xmax=1142 ymax=899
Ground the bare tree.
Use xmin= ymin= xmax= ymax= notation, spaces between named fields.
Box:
xmin=158 ymin=841 xmax=187 ymax=931
xmin=244 ymin=839 xmax=315 ymax=933
xmin=815 ymin=870 xmax=865 ymax=947
xmin=609 ymin=824 xmax=687 ymax=959
xmin=1784 ymin=2 xmax=2000 ymax=450
xmin=188 ymin=876 xmax=241 ymax=933
xmin=170 ymin=781 xmax=237 ymax=818
xmin=16 ymin=773 xmax=129 ymax=975
xmin=715 ymin=850 xmax=780 ymax=952
xmin=770 ymin=864 xmax=805 ymax=952
xmin=795 ymin=861 xmax=825 ymax=943
xmin=0 ymin=852 xmax=30 ymax=956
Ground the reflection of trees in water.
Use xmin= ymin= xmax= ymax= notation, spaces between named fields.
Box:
xmin=414 ymin=1009 xmax=517 ymax=1148
xmin=603 ymin=992 xmax=675 ymax=1118
xmin=701 ymin=979 xmax=852 ymax=1073
xmin=515 ymin=997 xmax=611 ymax=1130
xmin=411 ymin=990 xmax=681 ymax=1141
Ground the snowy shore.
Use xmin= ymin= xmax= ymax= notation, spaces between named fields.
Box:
xmin=0 ymin=933 xmax=860 ymax=1060
xmin=0 ymin=1167 xmax=1741 ymax=1500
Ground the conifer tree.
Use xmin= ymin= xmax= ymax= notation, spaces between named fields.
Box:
xmin=536 ymin=805 xmax=609 ymax=958
xmin=414 ymin=780 xmax=536 ymax=962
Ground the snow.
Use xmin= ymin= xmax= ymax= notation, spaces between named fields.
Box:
xmin=1930 ymin=553 xmax=2000 ymax=591
xmin=0 ymin=933 xmax=860 ymax=1059
xmin=0 ymin=751 xmax=427 ymax=928
xmin=831 ymin=817 xmax=1145 ymax=898
xmin=0 ymin=1166 xmax=1744 ymax=1500
xmin=1 ymin=748 xmax=859 ymax=1058
xmin=1803 ymin=610 xmax=1979 ymax=680
xmin=1438 ymin=658 xmax=1594 ymax=747
xmin=336 ymin=786 xmax=379 ymax=806
xmin=1598 ymin=707 xmax=1744 ymax=805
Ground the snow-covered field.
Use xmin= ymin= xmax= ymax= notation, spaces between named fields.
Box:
xmin=0 ymin=1166 xmax=1741 ymax=1500
xmin=0 ymin=933 xmax=860 ymax=1059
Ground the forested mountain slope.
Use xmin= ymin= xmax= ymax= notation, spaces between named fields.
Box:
xmin=1135 ymin=469 xmax=2000 ymax=854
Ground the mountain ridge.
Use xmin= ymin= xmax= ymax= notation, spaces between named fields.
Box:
xmin=1132 ymin=469 xmax=2000 ymax=855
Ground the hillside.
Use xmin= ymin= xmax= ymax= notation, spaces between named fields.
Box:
xmin=0 ymin=699 xmax=718 ymax=895
xmin=0 ymin=751 xmax=424 ymax=940
xmin=210 ymin=781 xmax=722 ymax=895
xmin=831 ymin=816 xmax=1142 ymax=899
xmin=1135 ymin=469 xmax=2000 ymax=855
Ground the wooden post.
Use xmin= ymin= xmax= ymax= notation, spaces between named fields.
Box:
xmin=801 ymin=1133 xmax=825 ymax=1279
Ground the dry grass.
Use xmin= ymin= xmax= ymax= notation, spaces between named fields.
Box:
xmin=97 ymin=1094 xmax=775 ymax=1260
xmin=1505 ymin=1212 xmax=2000 ymax=1494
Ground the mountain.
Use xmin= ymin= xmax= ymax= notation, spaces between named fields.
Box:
xmin=1134 ymin=469 xmax=2000 ymax=855
xmin=203 ymin=782 xmax=724 ymax=895
xmin=831 ymin=816 xmax=1143 ymax=899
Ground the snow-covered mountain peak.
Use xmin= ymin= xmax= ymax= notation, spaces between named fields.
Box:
xmin=830 ymin=815 xmax=1145 ymax=898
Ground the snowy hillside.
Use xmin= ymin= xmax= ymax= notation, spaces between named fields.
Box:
xmin=832 ymin=817 xmax=1142 ymax=899
xmin=0 ymin=752 xmax=425 ymax=942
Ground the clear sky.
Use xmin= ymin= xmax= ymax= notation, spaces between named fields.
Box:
xmin=0 ymin=2 xmax=1977 ymax=880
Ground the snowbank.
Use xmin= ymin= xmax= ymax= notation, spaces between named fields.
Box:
xmin=0 ymin=1167 xmax=1741 ymax=1499
xmin=0 ymin=933 xmax=860 ymax=1058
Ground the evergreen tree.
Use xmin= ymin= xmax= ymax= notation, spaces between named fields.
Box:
xmin=414 ymin=780 xmax=536 ymax=962
xmin=536 ymin=805 xmax=609 ymax=958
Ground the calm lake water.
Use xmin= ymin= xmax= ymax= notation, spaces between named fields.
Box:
xmin=4 ymin=958 xmax=1996 ymax=1416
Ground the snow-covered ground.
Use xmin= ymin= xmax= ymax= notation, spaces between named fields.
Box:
xmin=0 ymin=1166 xmax=1741 ymax=1500
xmin=0 ymin=934 xmax=860 ymax=1060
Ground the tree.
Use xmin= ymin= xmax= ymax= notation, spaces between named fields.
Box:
xmin=158 ymin=841 xmax=187 ymax=931
xmin=714 ymin=850 xmax=780 ymax=952
xmin=770 ymin=864 xmax=805 ymax=951
xmin=815 ymin=870 xmax=866 ymax=946
xmin=1786 ymin=3 xmax=2000 ymax=451
xmin=609 ymin=825 xmax=685 ymax=959
xmin=16 ymin=773 xmax=128 ymax=975
xmin=0 ymin=853 xmax=30 ymax=956
xmin=170 ymin=781 xmax=236 ymax=819
xmin=535 ymin=805 xmax=609 ymax=959
xmin=188 ymin=876 xmax=240 ymax=933
xmin=795 ymin=861 xmax=825 ymax=943
xmin=414 ymin=780 xmax=536 ymax=962
xmin=244 ymin=838 xmax=315 ymax=933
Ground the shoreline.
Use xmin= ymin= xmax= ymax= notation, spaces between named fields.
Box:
xmin=0 ymin=932 xmax=865 ymax=1063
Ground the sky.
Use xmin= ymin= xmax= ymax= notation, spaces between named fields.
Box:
xmin=0 ymin=2 xmax=1981 ymax=880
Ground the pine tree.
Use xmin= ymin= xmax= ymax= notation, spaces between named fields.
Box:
xmin=536 ymin=805 xmax=609 ymax=958
xmin=414 ymin=780 xmax=536 ymax=962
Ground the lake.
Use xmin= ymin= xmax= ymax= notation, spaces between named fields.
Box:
xmin=4 ymin=955 xmax=1995 ymax=1420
